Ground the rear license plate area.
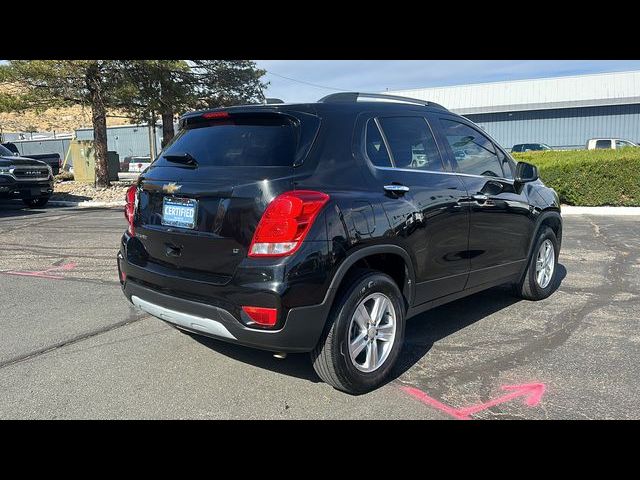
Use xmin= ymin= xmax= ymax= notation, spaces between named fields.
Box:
xmin=162 ymin=197 xmax=198 ymax=229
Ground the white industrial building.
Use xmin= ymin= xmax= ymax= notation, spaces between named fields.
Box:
xmin=387 ymin=70 xmax=640 ymax=150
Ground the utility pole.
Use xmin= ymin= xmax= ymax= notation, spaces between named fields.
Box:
xmin=148 ymin=110 xmax=158 ymax=159
xmin=148 ymin=122 xmax=157 ymax=159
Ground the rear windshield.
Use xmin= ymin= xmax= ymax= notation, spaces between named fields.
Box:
xmin=158 ymin=118 xmax=297 ymax=167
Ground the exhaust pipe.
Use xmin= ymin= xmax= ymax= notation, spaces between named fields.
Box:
xmin=273 ymin=352 xmax=287 ymax=359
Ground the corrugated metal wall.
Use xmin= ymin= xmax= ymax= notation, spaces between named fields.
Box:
xmin=76 ymin=124 xmax=165 ymax=158
xmin=387 ymin=70 xmax=640 ymax=115
xmin=7 ymin=138 xmax=72 ymax=159
xmin=2 ymin=131 xmax=70 ymax=142
xmin=465 ymin=104 xmax=640 ymax=150
xmin=5 ymin=124 xmax=178 ymax=164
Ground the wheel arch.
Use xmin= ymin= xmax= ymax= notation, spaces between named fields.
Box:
xmin=519 ymin=208 xmax=563 ymax=281
xmin=325 ymin=245 xmax=416 ymax=312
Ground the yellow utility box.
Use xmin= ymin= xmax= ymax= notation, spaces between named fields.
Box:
xmin=68 ymin=139 xmax=119 ymax=183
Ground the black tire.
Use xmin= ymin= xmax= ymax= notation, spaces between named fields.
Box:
xmin=311 ymin=269 xmax=406 ymax=395
xmin=513 ymin=226 xmax=559 ymax=300
xmin=23 ymin=197 xmax=49 ymax=208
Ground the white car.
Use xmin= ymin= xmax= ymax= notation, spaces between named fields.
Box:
xmin=586 ymin=138 xmax=638 ymax=150
xmin=128 ymin=158 xmax=152 ymax=173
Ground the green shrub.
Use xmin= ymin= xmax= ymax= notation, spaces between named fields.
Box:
xmin=512 ymin=148 xmax=640 ymax=206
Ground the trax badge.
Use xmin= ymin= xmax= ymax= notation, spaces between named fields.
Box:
xmin=163 ymin=182 xmax=182 ymax=194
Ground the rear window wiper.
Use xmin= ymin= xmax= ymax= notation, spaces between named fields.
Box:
xmin=163 ymin=152 xmax=198 ymax=167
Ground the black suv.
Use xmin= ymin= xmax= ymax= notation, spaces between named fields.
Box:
xmin=118 ymin=93 xmax=562 ymax=394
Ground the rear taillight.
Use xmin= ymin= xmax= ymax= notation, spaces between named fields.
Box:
xmin=125 ymin=185 xmax=138 ymax=236
xmin=242 ymin=306 xmax=278 ymax=327
xmin=249 ymin=190 xmax=329 ymax=257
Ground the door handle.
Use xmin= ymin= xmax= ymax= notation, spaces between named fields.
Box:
xmin=472 ymin=194 xmax=489 ymax=203
xmin=384 ymin=184 xmax=410 ymax=195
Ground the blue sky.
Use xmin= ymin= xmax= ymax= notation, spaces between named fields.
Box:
xmin=254 ymin=60 xmax=640 ymax=103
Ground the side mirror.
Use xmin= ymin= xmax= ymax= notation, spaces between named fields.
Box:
xmin=515 ymin=161 xmax=538 ymax=183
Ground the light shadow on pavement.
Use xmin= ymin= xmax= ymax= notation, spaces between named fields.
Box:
xmin=186 ymin=264 xmax=567 ymax=388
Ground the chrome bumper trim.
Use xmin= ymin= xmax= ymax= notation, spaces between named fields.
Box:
xmin=131 ymin=295 xmax=237 ymax=340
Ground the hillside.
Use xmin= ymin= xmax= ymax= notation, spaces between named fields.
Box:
xmin=0 ymin=85 xmax=131 ymax=133
xmin=0 ymin=106 xmax=131 ymax=133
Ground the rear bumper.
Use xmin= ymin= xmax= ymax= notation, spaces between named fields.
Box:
xmin=121 ymin=279 xmax=330 ymax=352
xmin=117 ymin=238 xmax=333 ymax=352
xmin=0 ymin=176 xmax=53 ymax=199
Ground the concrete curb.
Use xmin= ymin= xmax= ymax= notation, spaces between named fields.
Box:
xmin=48 ymin=200 xmax=125 ymax=209
xmin=561 ymin=206 xmax=640 ymax=216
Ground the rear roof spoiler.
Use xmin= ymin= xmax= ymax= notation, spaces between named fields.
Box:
xmin=318 ymin=92 xmax=448 ymax=111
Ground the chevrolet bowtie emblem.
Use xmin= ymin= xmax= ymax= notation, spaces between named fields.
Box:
xmin=163 ymin=182 xmax=182 ymax=194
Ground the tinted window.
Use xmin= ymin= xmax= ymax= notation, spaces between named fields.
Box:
xmin=0 ymin=144 xmax=13 ymax=156
xmin=595 ymin=140 xmax=611 ymax=149
xmin=496 ymin=148 xmax=513 ymax=179
xmin=159 ymin=119 xmax=297 ymax=167
xmin=378 ymin=117 xmax=444 ymax=171
xmin=512 ymin=144 xmax=523 ymax=152
xmin=615 ymin=140 xmax=634 ymax=148
xmin=440 ymin=119 xmax=504 ymax=177
xmin=365 ymin=120 xmax=392 ymax=167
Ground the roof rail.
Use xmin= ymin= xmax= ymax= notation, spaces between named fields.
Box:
xmin=318 ymin=92 xmax=447 ymax=110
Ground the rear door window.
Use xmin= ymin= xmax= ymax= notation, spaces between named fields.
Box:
xmin=440 ymin=119 xmax=505 ymax=178
xmin=377 ymin=117 xmax=445 ymax=172
xmin=595 ymin=140 xmax=611 ymax=149
xmin=160 ymin=118 xmax=297 ymax=167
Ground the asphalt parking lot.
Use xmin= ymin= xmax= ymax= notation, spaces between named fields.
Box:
xmin=0 ymin=200 xmax=638 ymax=419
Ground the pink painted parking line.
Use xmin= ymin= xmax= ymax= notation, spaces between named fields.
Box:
xmin=4 ymin=262 xmax=77 ymax=280
xmin=401 ymin=383 xmax=546 ymax=420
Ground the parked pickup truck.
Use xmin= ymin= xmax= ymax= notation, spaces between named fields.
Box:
xmin=1 ymin=142 xmax=62 ymax=175
xmin=586 ymin=138 xmax=638 ymax=150
xmin=127 ymin=156 xmax=152 ymax=173
xmin=0 ymin=144 xmax=54 ymax=208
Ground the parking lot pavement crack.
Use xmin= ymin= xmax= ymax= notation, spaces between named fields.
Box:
xmin=410 ymin=295 xmax=603 ymax=389
xmin=0 ymin=209 xmax=99 ymax=235
xmin=0 ymin=311 xmax=149 ymax=371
